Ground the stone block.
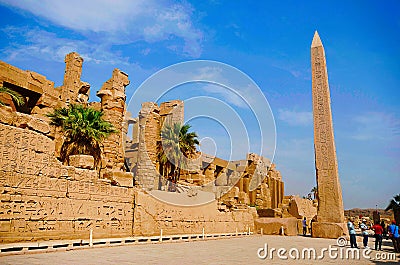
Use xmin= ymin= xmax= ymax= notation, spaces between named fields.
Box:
xmin=27 ymin=118 xmax=50 ymax=134
xmin=0 ymin=106 xmax=15 ymax=125
xmin=215 ymin=173 xmax=228 ymax=186
xmin=311 ymin=222 xmax=348 ymax=239
xmin=255 ymin=217 xmax=298 ymax=236
xmin=257 ymin=208 xmax=282 ymax=217
xmin=110 ymin=171 xmax=134 ymax=187
xmin=14 ymin=113 xmax=31 ymax=128
xmin=288 ymin=196 xmax=317 ymax=219
xmin=68 ymin=155 xmax=94 ymax=169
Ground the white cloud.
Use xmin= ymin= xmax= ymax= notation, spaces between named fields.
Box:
xmin=0 ymin=0 xmax=203 ymax=57
xmin=278 ymin=109 xmax=313 ymax=126
xmin=2 ymin=27 xmax=129 ymax=65
xmin=351 ymin=112 xmax=400 ymax=141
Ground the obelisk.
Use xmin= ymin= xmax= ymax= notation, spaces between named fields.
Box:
xmin=311 ymin=31 xmax=347 ymax=239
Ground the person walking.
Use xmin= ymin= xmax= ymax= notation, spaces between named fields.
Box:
xmin=347 ymin=218 xmax=358 ymax=248
xmin=360 ymin=219 xmax=369 ymax=249
xmin=372 ymin=222 xmax=383 ymax=251
xmin=387 ymin=220 xmax=399 ymax=253
xmin=302 ymin=217 xmax=307 ymax=236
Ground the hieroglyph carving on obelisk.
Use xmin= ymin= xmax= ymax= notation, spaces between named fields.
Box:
xmin=311 ymin=31 xmax=345 ymax=237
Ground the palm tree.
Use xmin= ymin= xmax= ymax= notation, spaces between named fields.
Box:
xmin=157 ymin=123 xmax=199 ymax=189
xmin=385 ymin=194 xmax=400 ymax=225
xmin=0 ymin=86 xmax=25 ymax=106
xmin=47 ymin=104 xmax=116 ymax=168
xmin=311 ymin=186 xmax=318 ymax=200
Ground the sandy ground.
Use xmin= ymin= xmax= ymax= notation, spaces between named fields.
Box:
xmin=1 ymin=235 xmax=399 ymax=264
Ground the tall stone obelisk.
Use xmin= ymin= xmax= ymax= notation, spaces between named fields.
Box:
xmin=311 ymin=31 xmax=347 ymax=239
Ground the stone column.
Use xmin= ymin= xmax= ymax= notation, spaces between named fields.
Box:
xmin=310 ymin=31 xmax=346 ymax=239
xmin=243 ymin=177 xmax=249 ymax=194
xmin=60 ymin=52 xmax=90 ymax=105
xmin=249 ymin=190 xmax=256 ymax=205
xmin=97 ymin=69 xmax=129 ymax=173
xmin=237 ymin=177 xmax=244 ymax=193
xmin=136 ymin=102 xmax=160 ymax=190
xmin=131 ymin=118 xmax=139 ymax=143
xmin=159 ymin=100 xmax=184 ymax=126
xmin=268 ymin=177 xmax=275 ymax=208
xmin=204 ymin=163 xmax=216 ymax=184
xmin=274 ymin=179 xmax=279 ymax=208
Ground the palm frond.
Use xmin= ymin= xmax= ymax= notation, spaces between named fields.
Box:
xmin=0 ymin=86 xmax=25 ymax=106
xmin=47 ymin=104 xmax=116 ymax=168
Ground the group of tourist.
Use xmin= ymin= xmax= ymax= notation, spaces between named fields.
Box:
xmin=347 ymin=218 xmax=400 ymax=252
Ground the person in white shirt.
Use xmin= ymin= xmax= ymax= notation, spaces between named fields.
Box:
xmin=360 ymin=219 xmax=369 ymax=248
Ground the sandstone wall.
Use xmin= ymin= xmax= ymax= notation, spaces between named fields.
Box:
xmin=0 ymin=120 xmax=134 ymax=243
xmin=133 ymin=190 xmax=254 ymax=236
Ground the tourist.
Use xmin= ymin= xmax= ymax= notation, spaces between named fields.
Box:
xmin=302 ymin=217 xmax=307 ymax=236
xmin=360 ymin=219 xmax=369 ymax=248
xmin=347 ymin=218 xmax=358 ymax=248
xmin=372 ymin=222 xmax=383 ymax=251
xmin=387 ymin=220 xmax=399 ymax=253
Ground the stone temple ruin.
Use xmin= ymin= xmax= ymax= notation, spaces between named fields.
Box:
xmin=0 ymin=48 xmax=329 ymax=243
xmin=124 ymin=100 xmax=285 ymax=211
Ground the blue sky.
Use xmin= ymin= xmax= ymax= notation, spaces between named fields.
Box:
xmin=0 ymin=0 xmax=399 ymax=209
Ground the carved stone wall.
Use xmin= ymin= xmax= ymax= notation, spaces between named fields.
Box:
xmin=133 ymin=190 xmax=254 ymax=236
xmin=0 ymin=118 xmax=134 ymax=243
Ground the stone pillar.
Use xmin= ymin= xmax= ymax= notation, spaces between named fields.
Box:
xmin=204 ymin=163 xmax=216 ymax=184
xmin=237 ymin=177 xmax=244 ymax=193
xmin=136 ymin=102 xmax=160 ymax=190
xmin=250 ymin=190 xmax=256 ymax=205
xmin=268 ymin=177 xmax=275 ymax=208
xmin=159 ymin=100 xmax=184 ymax=126
xmin=274 ymin=179 xmax=279 ymax=208
xmin=261 ymin=183 xmax=272 ymax=208
xmin=97 ymin=69 xmax=129 ymax=173
xmin=131 ymin=118 xmax=139 ymax=143
xmin=311 ymin=31 xmax=346 ymax=239
xmin=243 ymin=177 xmax=249 ymax=194
xmin=60 ymin=52 xmax=90 ymax=105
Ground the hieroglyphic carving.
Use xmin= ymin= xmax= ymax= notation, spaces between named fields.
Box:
xmin=311 ymin=31 xmax=345 ymax=226
xmin=0 ymin=123 xmax=134 ymax=242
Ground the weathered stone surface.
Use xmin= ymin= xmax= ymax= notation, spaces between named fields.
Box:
xmin=104 ymin=171 xmax=134 ymax=187
xmin=311 ymin=31 xmax=345 ymax=238
xmin=27 ymin=117 xmax=50 ymax=134
xmin=134 ymin=190 xmax=254 ymax=236
xmin=0 ymin=52 xmax=290 ymax=244
xmin=60 ymin=52 xmax=85 ymax=104
xmin=68 ymin=155 xmax=95 ymax=169
xmin=97 ymin=68 xmax=129 ymax=174
xmin=257 ymin=208 xmax=282 ymax=218
xmin=288 ymin=196 xmax=317 ymax=219
xmin=311 ymin=222 xmax=347 ymax=239
xmin=255 ymin=217 xmax=298 ymax=236
xmin=0 ymin=121 xmax=134 ymax=243
xmin=0 ymin=105 xmax=15 ymax=125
